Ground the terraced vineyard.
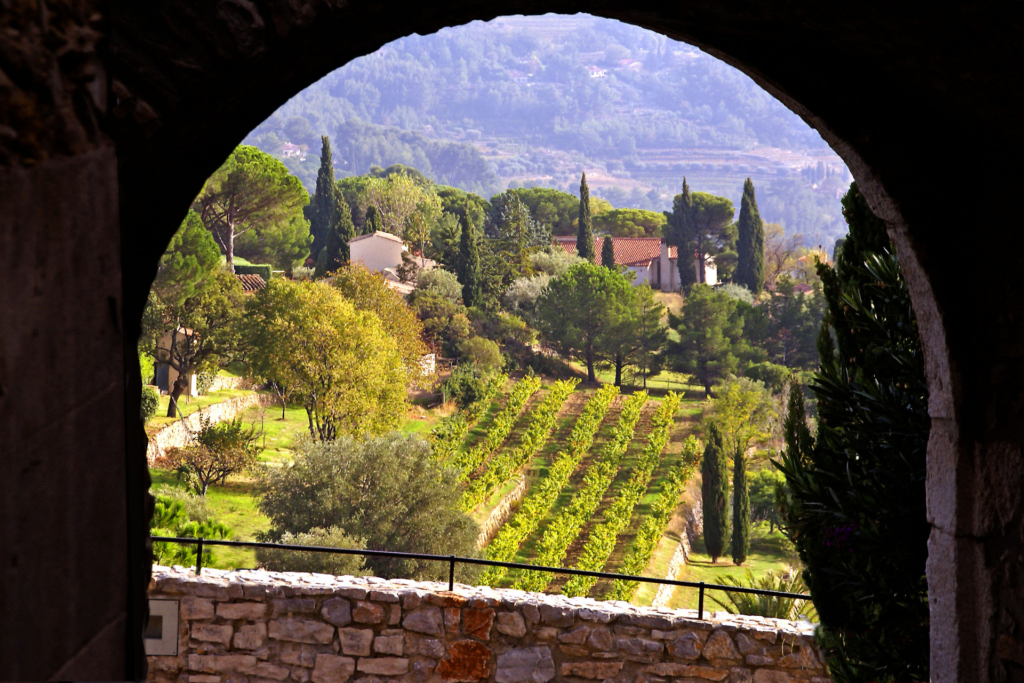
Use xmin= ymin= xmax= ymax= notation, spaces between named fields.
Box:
xmin=437 ymin=377 xmax=712 ymax=603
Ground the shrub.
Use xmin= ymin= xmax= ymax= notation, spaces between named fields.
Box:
xmin=708 ymin=568 xmax=816 ymax=621
xmin=443 ymin=364 xmax=489 ymax=409
xmin=164 ymin=411 xmax=262 ymax=495
xmin=292 ymin=266 xmax=315 ymax=280
xmin=149 ymin=494 xmax=232 ymax=567
xmin=256 ymin=527 xmax=369 ymax=576
xmin=744 ymin=362 xmax=793 ymax=394
xmin=460 ymin=337 xmax=502 ymax=373
xmin=235 ymin=263 xmax=272 ymax=282
xmin=196 ymin=371 xmax=216 ymax=396
xmin=716 ymin=282 xmax=754 ymax=304
xmin=141 ymin=386 xmax=160 ymax=423
xmin=152 ymin=484 xmax=212 ymax=522
xmin=530 ymin=247 xmax=584 ymax=277
xmin=413 ymin=268 xmax=463 ymax=304
xmin=140 ymin=352 xmax=155 ymax=385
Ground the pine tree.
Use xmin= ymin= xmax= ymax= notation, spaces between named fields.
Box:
xmin=701 ymin=423 xmax=730 ymax=563
xmin=667 ymin=179 xmax=696 ymax=290
xmin=732 ymin=447 xmax=750 ymax=565
xmin=601 ymin=236 xmax=615 ymax=269
xmin=308 ymin=137 xmax=349 ymax=259
xmin=576 ymin=172 xmax=596 ymax=262
xmin=364 ymin=205 xmax=383 ymax=235
xmin=456 ymin=213 xmax=482 ymax=308
xmin=736 ymin=178 xmax=765 ymax=294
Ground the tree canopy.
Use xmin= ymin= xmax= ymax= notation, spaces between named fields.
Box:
xmin=152 ymin=210 xmax=221 ymax=306
xmin=594 ymin=208 xmax=666 ymax=237
xmin=668 ymin=284 xmax=748 ymax=397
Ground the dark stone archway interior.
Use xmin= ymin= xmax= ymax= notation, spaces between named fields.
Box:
xmin=2 ymin=1 xmax=1022 ymax=680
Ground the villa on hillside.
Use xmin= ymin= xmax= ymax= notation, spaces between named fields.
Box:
xmin=554 ymin=236 xmax=718 ymax=291
xmin=348 ymin=230 xmax=435 ymax=296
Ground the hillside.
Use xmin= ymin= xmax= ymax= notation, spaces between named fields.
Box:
xmin=244 ymin=14 xmax=851 ymax=246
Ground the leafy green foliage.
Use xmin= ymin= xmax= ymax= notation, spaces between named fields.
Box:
xmin=481 ymin=385 xmax=619 ymax=584
xmin=150 ymin=495 xmax=232 ymax=567
xmin=665 ymin=184 xmax=736 ymax=284
xmin=309 ymin=136 xmax=353 ymax=263
xmin=152 ymin=210 xmax=222 ymax=306
xmin=256 ymin=527 xmax=369 ymax=576
xmin=732 ymin=449 xmax=750 ymax=565
xmin=709 ymin=568 xmax=815 ymax=621
xmin=464 ymin=379 xmax=579 ymax=510
xmin=487 ymin=191 xmax=553 ymax=270
xmin=668 ymin=284 xmax=749 ymax=396
xmin=456 ymin=213 xmax=483 ymax=308
xmin=701 ymin=422 xmax=730 ymax=563
xmin=460 ymin=337 xmax=503 ymax=373
xmin=259 ymin=432 xmax=481 ymax=581
xmin=749 ymin=468 xmax=786 ymax=532
xmin=450 ymin=376 xmax=542 ymax=480
xmin=430 ymin=373 xmax=507 ymax=461
xmin=735 ymin=178 xmax=765 ymax=294
xmin=140 ymin=386 xmax=160 ymax=423
xmin=512 ymin=391 xmax=648 ymax=592
xmin=742 ymin=277 xmax=825 ymax=370
xmin=234 ymin=263 xmax=273 ymax=283
xmin=164 ymin=411 xmax=262 ymax=496
xmin=562 ymin=393 xmax=681 ymax=597
xmin=576 ymin=173 xmax=596 ymax=262
xmin=775 ymin=183 xmax=929 ymax=683
xmin=608 ymin=433 xmax=701 ymax=601
xmin=593 ymin=208 xmax=666 ymax=238
xmin=196 ymin=371 xmax=216 ymax=396
xmin=708 ymin=375 xmax=775 ymax=457
xmin=601 ymin=236 xmax=615 ymax=269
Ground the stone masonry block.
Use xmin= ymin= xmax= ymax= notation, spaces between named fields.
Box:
xmin=311 ymin=654 xmax=356 ymax=683
xmin=353 ymin=601 xmax=385 ymax=624
xmin=495 ymin=646 xmax=555 ymax=683
xmin=559 ymin=661 xmax=623 ymax=679
xmin=356 ymin=658 xmax=409 ymax=676
xmin=269 ymin=619 xmax=335 ymax=645
xmin=338 ymin=628 xmax=374 ymax=656
xmin=404 ymin=607 xmax=445 ymax=636
xmin=321 ymin=598 xmax=352 ymax=627
xmin=217 ymin=602 xmax=268 ymax=620
xmin=495 ymin=612 xmax=526 ymax=637
xmin=435 ymin=640 xmax=491 ymax=681
xmin=192 ymin=623 xmax=233 ymax=646
xmin=233 ymin=623 xmax=267 ymax=650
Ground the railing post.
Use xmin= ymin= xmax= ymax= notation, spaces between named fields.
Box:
xmin=697 ymin=581 xmax=704 ymax=619
xmin=448 ymin=555 xmax=455 ymax=591
xmin=196 ymin=537 xmax=204 ymax=576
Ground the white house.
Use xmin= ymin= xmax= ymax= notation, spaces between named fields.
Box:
xmin=554 ymin=236 xmax=716 ymax=290
xmin=348 ymin=231 xmax=436 ymax=295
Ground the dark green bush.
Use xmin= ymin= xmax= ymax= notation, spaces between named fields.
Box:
xmin=744 ymin=362 xmax=792 ymax=394
xmin=141 ymin=386 xmax=160 ymax=422
xmin=256 ymin=527 xmax=369 ymax=576
xmin=235 ymin=263 xmax=272 ymax=282
xmin=443 ymin=363 xmax=488 ymax=409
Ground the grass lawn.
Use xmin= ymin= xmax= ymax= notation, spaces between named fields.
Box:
xmin=150 ymin=468 xmax=270 ymax=570
xmin=666 ymin=524 xmax=799 ymax=611
xmin=145 ymin=388 xmax=255 ymax=435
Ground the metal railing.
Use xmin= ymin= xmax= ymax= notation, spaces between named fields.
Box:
xmin=151 ymin=535 xmax=810 ymax=620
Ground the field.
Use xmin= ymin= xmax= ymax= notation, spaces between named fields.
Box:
xmin=148 ymin=377 xmax=797 ymax=606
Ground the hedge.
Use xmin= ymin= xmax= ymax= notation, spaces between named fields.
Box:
xmin=234 ymin=263 xmax=272 ymax=282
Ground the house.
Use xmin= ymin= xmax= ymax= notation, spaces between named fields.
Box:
xmin=348 ymin=231 xmax=436 ymax=295
xmin=280 ymin=142 xmax=305 ymax=160
xmin=554 ymin=236 xmax=718 ymax=290
xmin=586 ymin=66 xmax=607 ymax=78
xmin=153 ymin=328 xmax=198 ymax=397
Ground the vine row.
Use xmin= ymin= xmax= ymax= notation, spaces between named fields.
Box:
xmin=561 ymin=392 xmax=682 ymax=598
xmin=606 ymin=433 xmax=702 ymax=602
xmin=479 ymin=384 xmax=620 ymax=584
xmin=450 ymin=376 xmax=542 ymax=481
xmin=464 ymin=378 xmax=580 ymax=511
xmin=429 ymin=373 xmax=507 ymax=462
xmin=511 ymin=391 xmax=649 ymax=593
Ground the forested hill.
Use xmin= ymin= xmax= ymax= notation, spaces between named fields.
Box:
xmin=245 ymin=14 xmax=851 ymax=245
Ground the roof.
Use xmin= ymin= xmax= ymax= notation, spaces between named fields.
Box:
xmin=235 ymin=274 xmax=266 ymax=293
xmin=554 ymin=236 xmax=677 ymax=267
xmin=349 ymin=230 xmax=405 ymax=245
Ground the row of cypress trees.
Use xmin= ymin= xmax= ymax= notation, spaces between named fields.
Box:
xmin=700 ymin=422 xmax=751 ymax=566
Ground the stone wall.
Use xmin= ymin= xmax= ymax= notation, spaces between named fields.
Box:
xmin=650 ymin=533 xmax=692 ymax=610
xmin=147 ymin=393 xmax=276 ymax=463
xmin=209 ymin=375 xmax=260 ymax=393
xmin=476 ymin=476 xmax=529 ymax=549
xmin=147 ymin=565 xmax=829 ymax=683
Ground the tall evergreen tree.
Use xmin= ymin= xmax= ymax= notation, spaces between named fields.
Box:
xmin=576 ymin=172 xmax=596 ymax=262
xmin=364 ymin=205 xmax=383 ymax=235
xmin=732 ymin=448 xmax=750 ymax=565
xmin=736 ymin=178 xmax=765 ymax=294
xmin=775 ymin=182 xmax=930 ymax=682
xmin=666 ymin=179 xmax=696 ymax=290
xmin=307 ymin=137 xmax=347 ymax=259
xmin=601 ymin=236 xmax=615 ymax=269
xmin=313 ymin=197 xmax=355 ymax=279
xmin=455 ymin=213 xmax=482 ymax=308
xmin=701 ymin=423 xmax=730 ymax=563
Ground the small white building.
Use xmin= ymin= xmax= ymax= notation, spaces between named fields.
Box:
xmin=554 ymin=236 xmax=681 ymax=291
xmin=348 ymin=231 xmax=436 ymax=295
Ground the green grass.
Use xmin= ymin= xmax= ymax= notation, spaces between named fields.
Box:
xmin=150 ymin=468 xmax=270 ymax=570
xmin=666 ymin=525 xmax=799 ymax=610
xmin=631 ymin=530 xmax=684 ymax=605
xmin=145 ymin=388 xmax=256 ymax=435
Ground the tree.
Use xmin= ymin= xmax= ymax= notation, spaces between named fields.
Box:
xmin=307 ymin=136 xmax=347 ymax=260
xmin=749 ymin=468 xmax=786 ymax=532
xmin=601 ymin=236 xmax=615 ymax=269
xmin=593 ymin=208 xmax=666 ymax=237
xmin=576 ymin=172 xmax=596 ymax=262
xmin=691 ymin=192 xmax=737 ymax=283
xmin=455 ymin=213 xmax=482 ymax=308
xmin=763 ymin=222 xmax=802 ymax=288
xmin=234 ymin=213 xmax=312 ymax=271
xmin=701 ymin=422 xmax=730 ymax=563
xmin=732 ymin=447 xmax=750 ymax=565
xmin=313 ymin=197 xmax=356 ymax=279
xmin=775 ymin=183 xmax=929 ymax=682
xmin=165 ymin=411 xmax=261 ymax=496
xmin=152 ymin=210 xmax=221 ymax=306
xmin=668 ymin=284 xmax=748 ymax=397
xmin=497 ymin=186 xmax=611 ymax=236
xmin=329 ymin=264 xmax=430 ymax=387
xmin=605 ymin=284 xmax=667 ymax=387
xmin=364 ymin=205 xmax=383 ymax=235
xmin=488 ymin=191 xmax=550 ymax=270
xmin=243 ymin=279 xmax=407 ymax=441
xmin=363 ymin=172 xmax=441 ymax=244
xmin=735 ymin=178 xmax=765 ymax=294
xmin=665 ymin=179 xmax=696 ymax=290
xmin=258 ymin=432 xmax=481 ymax=581
xmin=708 ymin=375 xmax=775 ymax=457
xmin=535 ymin=263 xmax=634 ymax=382
xmin=742 ymin=277 xmax=824 ymax=369
xmin=194 ymin=145 xmax=309 ymax=271
xmin=150 ymin=271 xmax=244 ymax=417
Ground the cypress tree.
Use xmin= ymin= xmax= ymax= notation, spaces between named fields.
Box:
xmin=736 ymin=178 xmax=765 ymax=294
xmin=576 ymin=172 xmax=596 ymax=262
xmin=456 ymin=213 xmax=481 ymax=308
xmin=668 ymin=179 xmax=697 ymax=290
xmin=601 ymin=236 xmax=615 ymax=269
xmin=364 ymin=205 xmax=383 ymax=235
xmin=701 ymin=422 xmax=730 ymax=563
xmin=308 ymin=136 xmax=348 ymax=259
xmin=732 ymin=447 xmax=750 ymax=565
xmin=313 ymin=195 xmax=355 ymax=279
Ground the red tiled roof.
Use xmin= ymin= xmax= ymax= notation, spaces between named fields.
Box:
xmin=236 ymin=274 xmax=267 ymax=293
xmin=554 ymin=236 xmax=677 ymax=267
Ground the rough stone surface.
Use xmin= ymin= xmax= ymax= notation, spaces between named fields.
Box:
xmin=147 ymin=567 xmax=826 ymax=683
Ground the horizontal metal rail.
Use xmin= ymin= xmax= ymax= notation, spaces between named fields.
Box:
xmin=151 ymin=535 xmax=810 ymax=619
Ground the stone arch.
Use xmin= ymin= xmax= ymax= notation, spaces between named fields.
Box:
xmin=4 ymin=2 xmax=1022 ymax=680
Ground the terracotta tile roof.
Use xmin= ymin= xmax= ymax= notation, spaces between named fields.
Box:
xmin=554 ymin=236 xmax=677 ymax=267
xmin=236 ymin=274 xmax=267 ymax=293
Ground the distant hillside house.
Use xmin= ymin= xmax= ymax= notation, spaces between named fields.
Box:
xmin=554 ymin=236 xmax=718 ymax=290
xmin=280 ymin=142 xmax=306 ymax=160
xmin=348 ymin=231 xmax=435 ymax=295
xmin=586 ymin=66 xmax=607 ymax=78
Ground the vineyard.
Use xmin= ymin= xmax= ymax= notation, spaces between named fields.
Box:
xmin=431 ymin=376 xmax=730 ymax=605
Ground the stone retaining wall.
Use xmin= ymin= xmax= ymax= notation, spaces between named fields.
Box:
xmin=147 ymin=393 xmax=276 ymax=464
xmin=209 ymin=375 xmax=260 ymax=392
xmin=650 ymin=532 xmax=692 ymax=609
xmin=476 ymin=476 xmax=529 ymax=549
xmin=147 ymin=565 xmax=829 ymax=683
